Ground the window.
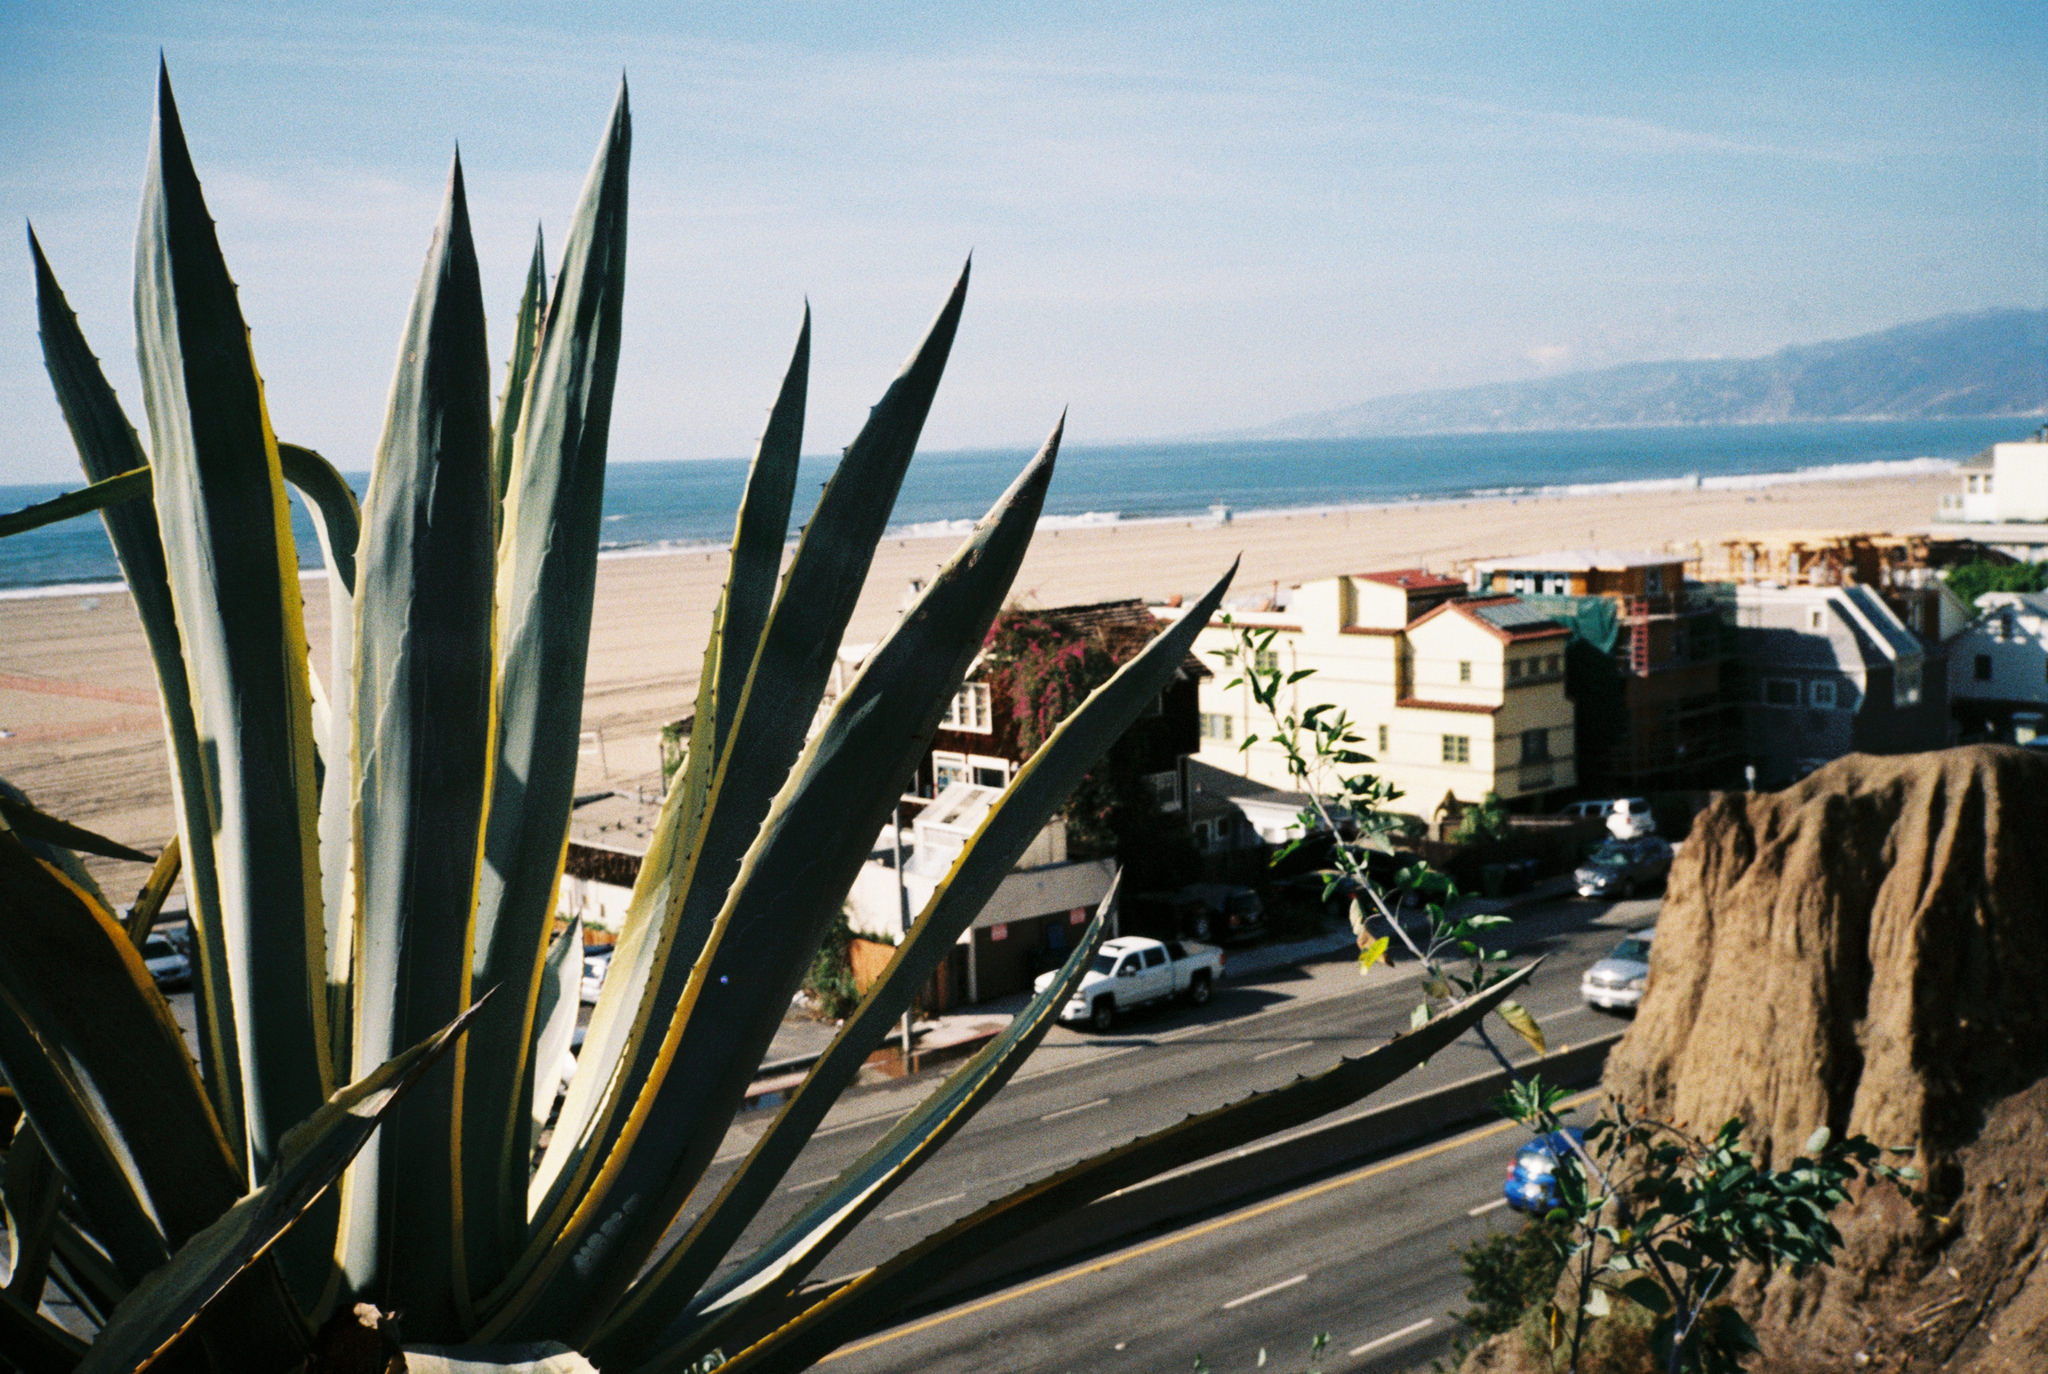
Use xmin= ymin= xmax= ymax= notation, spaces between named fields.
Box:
xmin=1142 ymin=946 xmax=1167 ymax=969
xmin=1377 ymin=723 xmax=1389 ymax=754
xmin=1199 ymin=712 xmax=1234 ymax=741
xmin=971 ymin=760 xmax=1010 ymax=788
xmin=1976 ymin=654 xmax=1993 ymax=682
xmin=1645 ymin=567 xmax=1665 ymax=596
xmin=1894 ymin=660 xmax=1923 ymax=708
xmin=1458 ymin=660 xmax=1472 ymax=683
xmin=1763 ymin=678 xmax=1800 ymax=707
xmin=1508 ymin=658 xmax=1523 ymax=681
xmin=932 ymin=751 xmax=970 ymax=790
xmin=1442 ymin=734 xmax=1471 ymax=765
xmin=1520 ymin=729 xmax=1550 ymax=763
xmin=1254 ymin=647 xmax=1280 ymax=674
xmin=1144 ymin=770 xmax=1183 ymax=813
xmin=1808 ymin=608 xmax=1826 ymax=631
xmin=943 ymin=681 xmax=992 ymax=733
xmin=1810 ymin=680 xmax=1837 ymax=709
xmin=1549 ymin=655 xmax=1562 ymax=675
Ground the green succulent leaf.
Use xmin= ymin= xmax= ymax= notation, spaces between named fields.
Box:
xmin=1495 ymin=999 xmax=1546 ymax=1056
xmin=340 ymin=153 xmax=498 ymax=1336
xmin=2 ymin=1125 xmax=63 ymax=1308
xmin=601 ymin=556 xmax=1235 ymax=1343
xmin=503 ymin=407 xmax=1047 ymax=1344
xmin=521 ymin=266 xmax=966 ymax=1284
xmin=493 ymin=226 xmax=549 ymax=520
xmin=29 ymin=224 xmax=245 ymax=1155
xmin=134 ymin=62 xmax=332 ymax=1185
xmin=75 ymin=999 xmax=487 ymax=1374
xmin=460 ymin=81 xmax=632 ymax=1294
xmin=629 ymin=905 xmax=1116 ymax=1368
xmin=718 ymin=962 xmax=1540 ymax=1373
xmin=536 ymin=309 xmax=808 ymax=1243
xmin=0 ymin=825 xmax=242 ymax=1284
xmin=529 ymin=919 xmax=584 ymax=1139
xmin=0 ymin=465 xmax=150 ymax=538
xmin=0 ymin=790 xmax=153 ymax=865
xmin=0 ymin=1285 xmax=87 ymax=1374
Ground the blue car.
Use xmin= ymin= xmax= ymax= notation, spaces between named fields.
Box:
xmin=1503 ymin=1128 xmax=1585 ymax=1214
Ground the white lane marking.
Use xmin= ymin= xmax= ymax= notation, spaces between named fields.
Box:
xmin=1350 ymin=1317 xmax=1433 ymax=1356
xmin=883 ymin=1191 xmax=966 ymax=1221
xmin=1040 ymin=1096 xmax=1110 ymax=1123
xmin=1466 ymin=1197 xmax=1510 ymax=1216
xmin=787 ymin=1175 xmax=836 ymax=1193
xmin=1252 ymin=1040 xmax=1314 ymax=1062
xmin=1220 ymin=1273 xmax=1307 ymax=1310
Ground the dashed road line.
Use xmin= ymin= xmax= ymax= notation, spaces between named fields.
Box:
xmin=882 ymin=1192 xmax=966 ymax=1222
xmin=1351 ymin=1317 xmax=1433 ymax=1356
xmin=1252 ymin=1040 xmax=1314 ymax=1062
xmin=1466 ymin=1197 xmax=1509 ymax=1216
xmin=1221 ymin=1273 xmax=1306 ymax=1310
xmin=1040 ymin=1097 xmax=1110 ymax=1123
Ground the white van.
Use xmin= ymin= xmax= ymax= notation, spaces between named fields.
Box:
xmin=1560 ymin=797 xmax=1656 ymax=840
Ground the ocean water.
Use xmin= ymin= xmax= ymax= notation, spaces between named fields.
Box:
xmin=0 ymin=417 xmax=2020 ymax=594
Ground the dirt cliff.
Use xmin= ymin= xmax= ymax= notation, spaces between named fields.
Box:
xmin=1464 ymin=745 xmax=2048 ymax=1372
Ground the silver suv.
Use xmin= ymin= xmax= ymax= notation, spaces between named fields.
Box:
xmin=1580 ymin=928 xmax=1653 ymax=1011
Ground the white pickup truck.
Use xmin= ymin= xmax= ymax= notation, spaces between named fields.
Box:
xmin=1035 ymin=935 xmax=1224 ymax=1032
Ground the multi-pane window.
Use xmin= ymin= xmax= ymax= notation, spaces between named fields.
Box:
xmin=1254 ymin=647 xmax=1281 ymax=675
xmin=1809 ymin=680 xmax=1837 ymax=709
xmin=1520 ymin=729 xmax=1550 ymax=763
xmin=1199 ymin=712 xmax=1234 ymax=741
xmin=1377 ymin=723 xmax=1389 ymax=754
xmin=944 ymin=681 xmax=993 ymax=733
xmin=1457 ymin=660 xmax=1472 ymax=684
xmin=1442 ymin=734 xmax=1471 ymax=765
xmin=932 ymin=751 xmax=970 ymax=791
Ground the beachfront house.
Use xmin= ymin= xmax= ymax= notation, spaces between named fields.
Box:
xmin=1715 ymin=583 xmax=1950 ymax=785
xmin=1468 ymin=550 xmax=1736 ymax=793
xmin=1933 ymin=427 xmax=2048 ymax=559
xmin=1946 ymin=591 xmax=2048 ymax=741
xmin=837 ymin=598 xmax=1208 ymax=1007
xmin=1185 ymin=570 xmax=1578 ymax=816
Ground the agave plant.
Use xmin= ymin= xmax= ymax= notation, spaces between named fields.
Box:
xmin=0 ymin=68 xmax=1533 ymax=1371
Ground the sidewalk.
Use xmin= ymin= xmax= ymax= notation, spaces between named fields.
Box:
xmin=747 ymin=871 xmax=1577 ymax=1102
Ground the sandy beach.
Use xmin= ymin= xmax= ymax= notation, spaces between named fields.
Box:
xmin=0 ymin=467 xmax=1951 ymax=889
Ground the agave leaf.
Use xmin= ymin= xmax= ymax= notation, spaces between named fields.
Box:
xmin=493 ymin=227 xmax=549 ymax=518
xmin=277 ymin=443 xmax=360 ymax=597
xmin=526 ymin=310 xmax=807 ymax=1243
xmin=0 ymin=465 xmax=149 ymax=538
xmin=29 ymin=225 xmax=245 ymax=1156
xmin=0 ymin=1286 xmax=86 ymax=1374
xmin=74 ymin=1000 xmax=486 ymax=1374
xmin=337 ymin=155 xmax=497 ymax=1337
xmin=500 ymin=422 xmax=1052 ymax=1342
xmin=47 ymin=1219 xmax=126 ymax=1327
xmin=0 ymin=827 xmax=243 ymax=1280
xmin=134 ymin=63 xmax=331 ymax=1182
xmin=529 ymin=919 xmax=583 ymax=1139
xmin=522 ymin=266 xmax=967 ymax=1274
xmin=2 ymin=1125 xmax=62 ymax=1304
xmin=605 ymin=558 xmax=1234 ymax=1337
xmin=123 ymin=833 xmax=182 ymax=944
xmin=620 ymin=903 xmax=1115 ymax=1367
xmin=717 ymin=962 xmax=1540 ymax=1374
xmin=0 ymin=790 xmax=153 ymax=865
xmin=0 ymin=778 xmax=115 ymax=910
xmin=459 ymin=83 xmax=631 ymax=1295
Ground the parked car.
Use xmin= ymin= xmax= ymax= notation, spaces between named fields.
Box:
xmin=581 ymin=945 xmax=614 ymax=1004
xmin=1580 ymin=927 xmax=1654 ymax=1012
xmin=1573 ymin=836 xmax=1672 ymax=900
xmin=142 ymin=932 xmax=191 ymax=991
xmin=1504 ymin=1127 xmax=1586 ymax=1213
xmin=1035 ymin=935 xmax=1223 ymax=1032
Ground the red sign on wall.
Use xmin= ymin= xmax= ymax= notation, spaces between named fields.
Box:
xmin=1069 ymin=907 xmax=1088 ymax=925
xmin=989 ymin=923 xmax=1008 ymax=942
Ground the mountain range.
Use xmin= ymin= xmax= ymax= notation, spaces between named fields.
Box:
xmin=1255 ymin=308 xmax=2048 ymax=439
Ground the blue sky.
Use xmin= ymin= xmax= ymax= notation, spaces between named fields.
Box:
xmin=2 ymin=1 xmax=2043 ymax=481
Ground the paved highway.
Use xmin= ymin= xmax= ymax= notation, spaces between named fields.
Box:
xmin=680 ymin=892 xmax=1660 ymax=1368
